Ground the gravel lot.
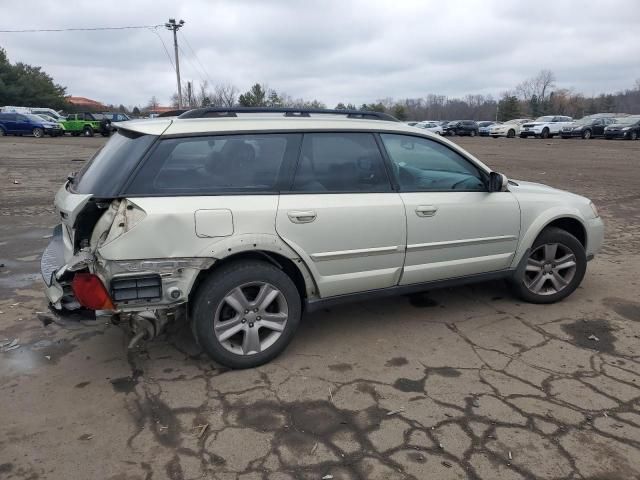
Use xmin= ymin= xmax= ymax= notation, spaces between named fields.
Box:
xmin=1 ymin=135 xmax=639 ymax=480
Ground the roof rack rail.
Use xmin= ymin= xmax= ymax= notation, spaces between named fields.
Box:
xmin=177 ymin=107 xmax=399 ymax=122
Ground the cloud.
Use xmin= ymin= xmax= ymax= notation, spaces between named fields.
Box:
xmin=1 ymin=0 xmax=638 ymax=107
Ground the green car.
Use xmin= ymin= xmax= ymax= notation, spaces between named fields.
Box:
xmin=61 ymin=113 xmax=111 ymax=137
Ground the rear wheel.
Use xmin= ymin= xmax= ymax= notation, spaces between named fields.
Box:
xmin=510 ymin=227 xmax=586 ymax=304
xmin=191 ymin=260 xmax=301 ymax=368
xmin=469 ymin=130 xmax=477 ymax=137
xmin=82 ymin=126 xmax=94 ymax=137
xmin=32 ymin=127 xmax=44 ymax=138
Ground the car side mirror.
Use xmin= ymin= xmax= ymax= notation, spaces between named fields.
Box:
xmin=489 ymin=172 xmax=509 ymax=192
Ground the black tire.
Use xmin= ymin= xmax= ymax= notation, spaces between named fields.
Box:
xmin=520 ymin=134 xmax=527 ymax=138
xmin=631 ymin=130 xmax=638 ymax=141
xmin=0 ymin=128 xmax=5 ymax=136
xmin=582 ymin=129 xmax=592 ymax=139
xmin=191 ymin=260 xmax=302 ymax=369
xmin=507 ymin=129 xmax=515 ymax=138
xmin=509 ymin=227 xmax=587 ymax=304
xmin=82 ymin=126 xmax=94 ymax=137
xmin=32 ymin=127 xmax=44 ymax=138
xmin=469 ymin=130 xmax=477 ymax=137
xmin=540 ymin=128 xmax=550 ymax=139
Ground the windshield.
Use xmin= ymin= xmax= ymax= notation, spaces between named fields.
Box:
xmin=478 ymin=121 xmax=493 ymax=127
xmin=72 ymin=130 xmax=156 ymax=196
xmin=534 ymin=116 xmax=554 ymax=122
xmin=575 ymin=118 xmax=594 ymax=125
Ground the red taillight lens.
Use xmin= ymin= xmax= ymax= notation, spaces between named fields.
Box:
xmin=71 ymin=273 xmax=114 ymax=310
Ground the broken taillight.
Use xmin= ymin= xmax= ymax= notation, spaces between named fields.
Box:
xmin=72 ymin=273 xmax=115 ymax=310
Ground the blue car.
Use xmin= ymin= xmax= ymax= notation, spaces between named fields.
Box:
xmin=0 ymin=112 xmax=63 ymax=137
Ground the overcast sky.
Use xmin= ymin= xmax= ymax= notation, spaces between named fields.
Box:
xmin=1 ymin=0 xmax=639 ymax=107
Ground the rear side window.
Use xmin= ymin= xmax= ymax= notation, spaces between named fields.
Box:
xmin=72 ymin=130 xmax=155 ymax=196
xmin=126 ymin=133 xmax=301 ymax=195
xmin=291 ymin=133 xmax=391 ymax=192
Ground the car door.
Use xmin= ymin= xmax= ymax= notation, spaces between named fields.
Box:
xmin=379 ymin=133 xmax=521 ymax=285
xmin=0 ymin=113 xmax=16 ymax=133
xmin=276 ymin=132 xmax=406 ymax=298
xmin=15 ymin=114 xmax=31 ymax=134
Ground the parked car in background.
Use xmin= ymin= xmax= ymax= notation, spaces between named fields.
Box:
xmin=520 ymin=116 xmax=573 ymax=139
xmin=405 ymin=121 xmax=418 ymax=126
xmin=1 ymin=106 xmax=65 ymax=121
xmin=604 ymin=116 xmax=640 ymax=140
xmin=61 ymin=112 xmax=111 ymax=137
xmin=489 ymin=119 xmax=530 ymax=138
xmin=560 ymin=116 xmax=617 ymax=139
xmin=0 ymin=112 xmax=63 ymax=137
xmin=443 ymin=120 xmax=479 ymax=136
xmin=478 ymin=121 xmax=498 ymax=136
xmin=36 ymin=114 xmax=66 ymax=133
xmin=414 ymin=121 xmax=443 ymax=135
xmin=40 ymin=107 xmax=604 ymax=368
xmin=103 ymin=112 xmax=131 ymax=123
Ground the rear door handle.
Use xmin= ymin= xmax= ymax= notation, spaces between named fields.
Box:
xmin=287 ymin=210 xmax=317 ymax=224
xmin=416 ymin=205 xmax=438 ymax=217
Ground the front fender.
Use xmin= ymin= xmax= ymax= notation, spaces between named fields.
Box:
xmin=511 ymin=207 xmax=585 ymax=268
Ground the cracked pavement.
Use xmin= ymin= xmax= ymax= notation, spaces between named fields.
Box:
xmin=1 ymin=136 xmax=639 ymax=480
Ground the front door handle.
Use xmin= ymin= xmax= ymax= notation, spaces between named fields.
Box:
xmin=416 ymin=205 xmax=438 ymax=217
xmin=287 ymin=210 xmax=317 ymax=224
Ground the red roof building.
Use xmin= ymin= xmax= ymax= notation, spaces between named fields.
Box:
xmin=65 ymin=96 xmax=106 ymax=110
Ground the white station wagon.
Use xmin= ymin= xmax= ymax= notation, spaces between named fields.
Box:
xmin=42 ymin=108 xmax=604 ymax=368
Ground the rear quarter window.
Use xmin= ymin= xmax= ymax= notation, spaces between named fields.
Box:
xmin=125 ymin=133 xmax=301 ymax=195
xmin=72 ymin=130 xmax=156 ymax=196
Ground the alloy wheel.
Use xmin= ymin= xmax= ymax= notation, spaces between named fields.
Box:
xmin=213 ymin=282 xmax=289 ymax=356
xmin=524 ymin=243 xmax=577 ymax=295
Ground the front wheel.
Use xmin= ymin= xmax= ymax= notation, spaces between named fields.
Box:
xmin=510 ymin=227 xmax=586 ymax=304
xmin=631 ymin=131 xmax=639 ymax=141
xmin=0 ymin=128 xmax=5 ymax=137
xmin=582 ymin=129 xmax=592 ymax=139
xmin=469 ymin=130 xmax=476 ymax=137
xmin=540 ymin=128 xmax=550 ymax=139
xmin=191 ymin=260 xmax=301 ymax=368
xmin=507 ymin=129 xmax=515 ymax=138
xmin=32 ymin=127 xmax=44 ymax=138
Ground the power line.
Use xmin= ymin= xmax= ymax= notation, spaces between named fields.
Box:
xmin=148 ymin=27 xmax=175 ymax=71
xmin=179 ymin=31 xmax=215 ymax=86
xmin=0 ymin=25 xmax=163 ymax=33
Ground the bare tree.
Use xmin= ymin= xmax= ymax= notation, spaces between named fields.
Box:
xmin=516 ymin=69 xmax=556 ymax=102
xmin=212 ymin=84 xmax=239 ymax=107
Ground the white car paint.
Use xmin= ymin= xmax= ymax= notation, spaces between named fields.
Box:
xmin=489 ymin=119 xmax=531 ymax=138
xmin=520 ymin=116 xmax=574 ymax=138
xmin=413 ymin=121 xmax=444 ymax=135
xmin=47 ymin=114 xmax=604 ymax=313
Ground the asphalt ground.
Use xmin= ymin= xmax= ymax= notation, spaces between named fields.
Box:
xmin=1 ymin=134 xmax=639 ymax=480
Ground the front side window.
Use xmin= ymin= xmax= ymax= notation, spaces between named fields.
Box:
xmin=127 ymin=133 xmax=300 ymax=195
xmin=291 ymin=133 xmax=391 ymax=192
xmin=380 ymin=134 xmax=486 ymax=192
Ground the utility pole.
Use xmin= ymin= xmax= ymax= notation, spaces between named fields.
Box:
xmin=165 ymin=18 xmax=185 ymax=108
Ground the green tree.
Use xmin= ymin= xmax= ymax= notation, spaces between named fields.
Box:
xmin=335 ymin=102 xmax=347 ymax=110
xmin=266 ymin=90 xmax=282 ymax=107
xmin=0 ymin=47 xmax=67 ymax=109
xmin=361 ymin=102 xmax=386 ymax=112
xmin=498 ymin=95 xmax=520 ymax=121
xmin=238 ymin=83 xmax=268 ymax=107
xmin=392 ymin=104 xmax=407 ymax=120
